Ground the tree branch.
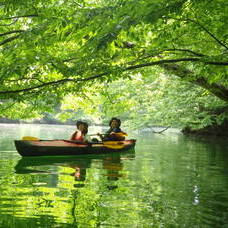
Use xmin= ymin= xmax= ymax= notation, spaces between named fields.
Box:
xmin=127 ymin=48 xmax=205 ymax=66
xmin=0 ymin=34 xmax=20 ymax=46
xmin=0 ymin=30 xmax=25 ymax=37
xmin=0 ymin=78 xmax=74 ymax=95
xmin=187 ymin=18 xmax=228 ymax=50
xmin=0 ymin=102 xmax=17 ymax=112
xmin=0 ymin=14 xmax=38 ymax=20
xmin=166 ymin=16 xmax=228 ymax=50
xmin=125 ymin=58 xmax=228 ymax=70
xmin=163 ymin=48 xmax=205 ymax=57
xmin=152 ymin=126 xmax=170 ymax=134
xmin=161 ymin=63 xmax=228 ymax=102
xmin=0 ymin=58 xmax=227 ymax=96
xmin=0 ymin=18 xmax=18 ymax=26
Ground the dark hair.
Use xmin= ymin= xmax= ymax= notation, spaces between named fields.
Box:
xmin=76 ymin=120 xmax=83 ymax=128
xmin=109 ymin=117 xmax=121 ymax=127
xmin=82 ymin=122 xmax=88 ymax=134
xmin=76 ymin=121 xmax=88 ymax=134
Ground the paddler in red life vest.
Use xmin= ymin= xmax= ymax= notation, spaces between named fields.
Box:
xmin=71 ymin=121 xmax=90 ymax=142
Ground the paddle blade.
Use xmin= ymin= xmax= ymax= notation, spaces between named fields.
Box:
xmin=114 ymin=132 xmax=128 ymax=137
xmin=109 ymin=132 xmax=127 ymax=141
xmin=104 ymin=144 xmax=125 ymax=149
xmin=103 ymin=141 xmax=125 ymax=149
xmin=103 ymin=141 xmax=124 ymax=145
xmin=22 ymin=136 xmax=40 ymax=141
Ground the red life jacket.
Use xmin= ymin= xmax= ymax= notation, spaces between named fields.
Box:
xmin=71 ymin=131 xmax=84 ymax=141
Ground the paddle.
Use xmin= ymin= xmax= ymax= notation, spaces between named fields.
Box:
xmin=110 ymin=132 xmax=128 ymax=137
xmin=102 ymin=141 xmax=125 ymax=149
xmin=22 ymin=136 xmax=40 ymax=141
xmin=22 ymin=132 xmax=127 ymax=140
xmin=89 ymin=132 xmax=128 ymax=137
xmin=22 ymin=137 xmax=87 ymax=145
xmin=64 ymin=139 xmax=125 ymax=149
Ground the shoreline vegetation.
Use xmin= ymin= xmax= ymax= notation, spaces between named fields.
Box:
xmin=181 ymin=121 xmax=228 ymax=137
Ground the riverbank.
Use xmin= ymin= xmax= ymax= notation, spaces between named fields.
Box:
xmin=181 ymin=120 xmax=228 ymax=137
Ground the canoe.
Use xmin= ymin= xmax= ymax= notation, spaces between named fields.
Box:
xmin=14 ymin=139 xmax=136 ymax=157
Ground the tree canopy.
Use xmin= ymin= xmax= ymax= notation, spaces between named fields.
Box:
xmin=0 ymin=0 xmax=227 ymax=128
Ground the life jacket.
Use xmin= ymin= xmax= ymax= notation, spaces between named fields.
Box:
xmin=104 ymin=128 xmax=126 ymax=141
xmin=71 ymin=131 xmax=84 ymax=141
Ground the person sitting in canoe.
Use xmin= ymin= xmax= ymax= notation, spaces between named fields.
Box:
xmin=71 ymin=121 xmax=90 ymax=142
xmin=98 ymin=117 xmax=127 ymax=141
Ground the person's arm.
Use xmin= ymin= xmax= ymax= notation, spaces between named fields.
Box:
xmin=110 ymin=129 xmax=126 ymax=140
xmin=84 ymin=134 xmax=91 ymax=142
xmin=97 ymin=133 xmax=103 ymax=140
xmin=71 ymin=131 xmax=77 ymax=140
xmin=97 ymin=128 xmax=111 ymax=140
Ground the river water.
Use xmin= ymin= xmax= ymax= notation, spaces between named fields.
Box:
xmin=0 ymin=123 xmax=228 ymax=227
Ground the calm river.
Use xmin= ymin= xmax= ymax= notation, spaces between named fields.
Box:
xmin=0 ymin=123 xmax=228 ymax=227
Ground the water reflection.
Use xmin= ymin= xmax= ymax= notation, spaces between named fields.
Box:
xmin=14 ymin=150 xmax=135 ymax=189
xmin=10 ymin=151 xmax=136 ymax=226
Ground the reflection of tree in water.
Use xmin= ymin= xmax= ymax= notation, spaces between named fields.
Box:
xmin=199 ymin=140 xmax=228 ymax=227
xmin=13 ymin=151 xmax=135 ymax=227
xmin=69 ymin=153 xmax=136 ymax=226
xmin=172 ymin=135 xmax=228 ymax=227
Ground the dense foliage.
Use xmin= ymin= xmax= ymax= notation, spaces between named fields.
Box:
xmin=0 ymin=0 xmax=227 ymax=129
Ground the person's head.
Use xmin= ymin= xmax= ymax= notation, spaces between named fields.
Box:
xmin=76 ymin=121 xmax=88 ymax=134
xmin=80 ymin=122 xmax=88 ymax=134
xmin=109 ymin=117 xmax=121 ymax=129
xmin=76 ymin=121 xmax=83 ymax=129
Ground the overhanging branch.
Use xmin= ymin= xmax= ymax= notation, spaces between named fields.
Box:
xmin=166 ymin=16 xmax=228 ymax=50
xmin=187 ymin=18 xmax=228 ymax=51
xmin=0 ymin=15 xmax=38 ymax=20
xmin=0 ymin=30 xmax=25 ymax=37
xmin=161 ymin=63 xmax=228 ymax=102
xmin=0 ymin=34 xmax=20 ymax=46
xmin=163 ymin=49 xmax=205 ymax=57
xmin=0 ymin=57 xmax=227 ymax=96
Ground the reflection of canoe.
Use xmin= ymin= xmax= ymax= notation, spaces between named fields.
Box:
xmin=14 ymin=150 xmax=135 ymax=176
xmin=15 ymin=150 xmax=135 ymax=168
xmin=14 ymin=139 xmax=136 ymax=157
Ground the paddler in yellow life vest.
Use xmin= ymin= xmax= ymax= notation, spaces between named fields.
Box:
xmin=98 ymin=117 xmax=126 ymax=141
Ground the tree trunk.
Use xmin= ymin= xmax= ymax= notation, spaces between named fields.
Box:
xmin=161 ymin=63 xmax=228 ymax=102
